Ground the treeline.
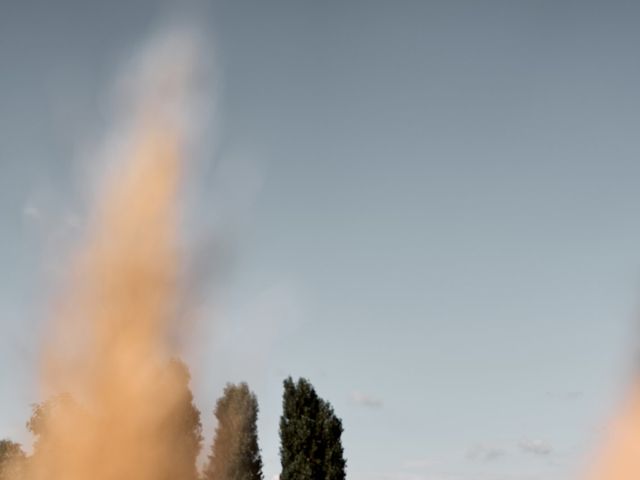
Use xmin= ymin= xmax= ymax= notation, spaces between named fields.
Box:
xmin=0 ymin=361 xmax=346 ymax=480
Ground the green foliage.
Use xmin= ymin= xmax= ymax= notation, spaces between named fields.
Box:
xmin=204 ymin=383 xmax=263 ymax=480
xmin=279 ymin=377 xmax=346 ymax=480
xmin=0 ymin=439 xmax=26 ymax=480
xmin=320 ymin=403 xmax=346 ymax=480
xmin=279 ymin=378 xmax=322 ymax=480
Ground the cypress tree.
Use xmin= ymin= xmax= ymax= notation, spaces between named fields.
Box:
xmin=279 ymin=377 xmax=346 ymax=480
xmin=319 ymin=402 xmax=345 ymax=480
xmin=204 ymin=383 xmax=263 ymax=480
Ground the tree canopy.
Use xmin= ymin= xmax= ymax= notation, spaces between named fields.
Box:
xmin=279 ymin=377 xmax=345 ymax=480
xmin=204 ymin=383 xmax=263 ymax=480
xmin=0 ymin=374 xmax=346 ymax=480
xmin=0 ymin=440 xmax=26 ymax=480
xmin=158 ymin=358 xmax=203 ymax=480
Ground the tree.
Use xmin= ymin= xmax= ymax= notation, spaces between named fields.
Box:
xmin=25 ymin=360 xmax=202 ymax=480
xmin=279 ymin=377 xmax=346 ymax=480
xmin=0 ymin=440 xmax=26 ymax=480
xmin=204 ymin=383 xmax=263 ymax=480
xmin=318 ymin=402 xmax=346 ymax=480
xmin=26 ymin=392 xmax=84 ymax=471
xmin=157 ymin=358 xmax=203 ymax=480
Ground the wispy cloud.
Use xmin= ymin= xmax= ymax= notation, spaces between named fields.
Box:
xmin=350 ymin=390 xmax=383 ymax=408
xmin=22 ymin=204 xmax=41 ymax=221
xmin=518 ymin=439 xmax=553 ymax=456
xmin=466 ymin=444 xmax=506 ymax=461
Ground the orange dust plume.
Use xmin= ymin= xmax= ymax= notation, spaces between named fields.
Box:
xmin=588 ymin=385 xmax=640 ymax=480
xmin=19 ymin=32 xmax=204 ymax=480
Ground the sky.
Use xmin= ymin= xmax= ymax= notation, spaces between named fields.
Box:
xmin=2 ymin=1 xmax=640 ymax=480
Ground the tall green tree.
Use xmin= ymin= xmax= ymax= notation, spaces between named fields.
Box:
xmin=0 ymin=440 xmax=26 ymax=480
xmin=318 ymin=402 xmax=346 ymax=480
xmin=204 ymin=383 xmax=263 ymax=480
xmin=279 ymin=377 xmax=346 ymax=480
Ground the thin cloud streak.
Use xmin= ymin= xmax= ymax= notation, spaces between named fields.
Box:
xmin=350 ymin=390 xmax=383 ymax=408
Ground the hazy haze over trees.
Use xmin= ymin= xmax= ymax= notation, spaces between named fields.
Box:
xmin=0 ymin=373 xmax=346 ymax=480
xmin=159 ymin=359 xmax=203 ymax=480
xmin=204 ymin=382 xmax=263 ymax=480
xmin=0 ymin=440 xmax=25 ymax=480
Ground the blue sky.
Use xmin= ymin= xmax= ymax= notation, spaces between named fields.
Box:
xmin=3 ymin=1 xmax=640 ymax=480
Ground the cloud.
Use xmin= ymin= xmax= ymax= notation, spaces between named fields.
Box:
xmin=518 ymin=439 xmax=553 ymax=456
xmin=466 ymin=444 xmax=505 ymax=461
xmin=350 ymin=390 xmax=383 ymax=408
xmin=23 ymin=204 xmax=41 ymax=221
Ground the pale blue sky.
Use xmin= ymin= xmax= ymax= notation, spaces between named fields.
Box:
xmin=2 ymin=1 xmax=640 ymax=480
